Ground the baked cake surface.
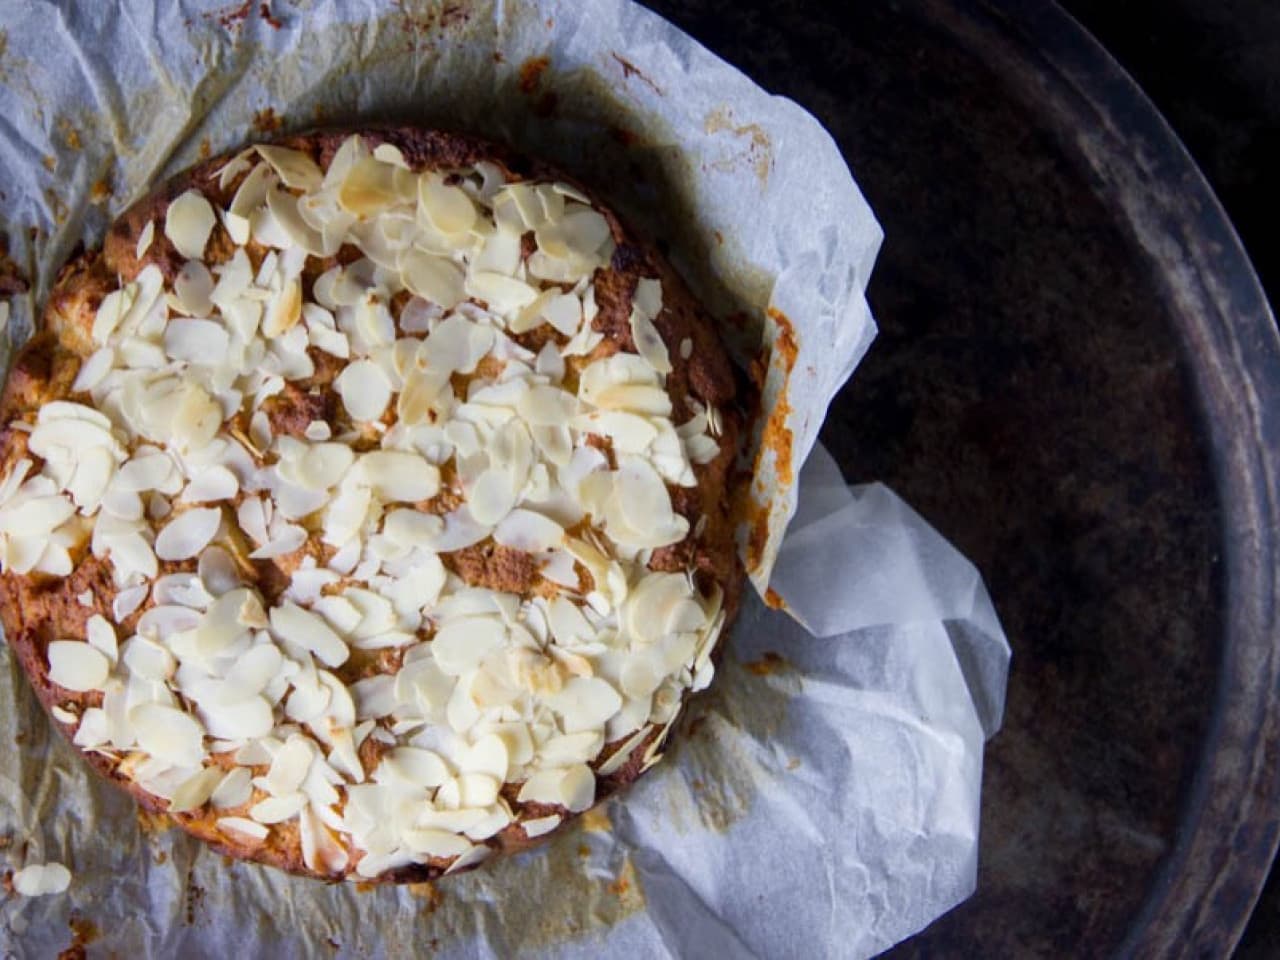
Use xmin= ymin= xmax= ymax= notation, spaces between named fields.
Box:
xmin=0 ymin=128 xmax=743 ymax=881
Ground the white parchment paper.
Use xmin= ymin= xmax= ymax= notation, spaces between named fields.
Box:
xmin=0 ymin=1 xmax=1011 ymax=957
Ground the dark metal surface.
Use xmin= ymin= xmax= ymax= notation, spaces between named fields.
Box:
xmin=639 ymin=0 xmax=1280 ymax=956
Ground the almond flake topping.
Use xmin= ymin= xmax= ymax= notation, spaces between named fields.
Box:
xmin=1 ymin=134 xmax=732 ymax=879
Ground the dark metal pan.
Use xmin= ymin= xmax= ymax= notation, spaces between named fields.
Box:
xmin=642 ymin=0 xmax=1280 ymax=955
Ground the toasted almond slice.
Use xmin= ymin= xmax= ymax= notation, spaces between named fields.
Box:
xmin=521 ymin=814 xmax=562 ymax=839
xmin=629 ymin=306 xmax=671 ymax=374
xmin=180 ymin=465 xmax=239 ymax=504
xmin=265 ymin=736 xmax=315 ymax=796
xmin=465 ymin=271 xmax=538 ymax=313
xmin=91 ymin=285 xmax=137 ymax=344
xmin=263 ymin=277 xmax=303 ymax=338
xmin=431 ymin=616 xmax=506 ymax=677
xmin=249 ymin=792 xmax=308 ymax=825
xmin=155 ymin=507 xmax=222 ymax=561
xmin=539 ymin=730 xmax=604 ymax=766
xmin=596 ymin=726 xmax=650 ymax=776
xmin=71 ymin=346 xmax=115 ymax=393
xmin=399 ymin=249 xmax=465 ymax=308
xmin=163 ymin=318 xmax=230 ymax=363
xmin=400 ymin=826 xmax=473 ymax=859
xmin=164 ymin=190 xmax=217 ymax=260
xmin=218 ymin=816 xmax=270 ymax=841
xmin=211 ymin=767 xmax=254 ymax=809
xmin=267 ymin=186 xmax=330 ymax=256
xmin=356 ymin=450 xmax=440 ymax=502
xmin=338 ymin=156 xmax=400 ymax=215
xmin=516 ymin=763 xmax=595 ymax=812
xmin=132 ymin=703 xmax=206 ymax=767
xmin=270 ymin=601 xmax=349 ymax=668
xmin=256 ymin=144 xmax=324 ymax=190
xmin=541 ymin=292 xmax=581 ymax=336
xmin=493 ymin=509 xmax=564 ymax=553
xmin=47 ymin=641 xmax=110 ymax=692
xmin=82 ymin=614 xmax=117 ymax=665
xmin=135 ymin=220 xmax=156 ymax=259
xmin=300 ymin=804 xmax=349 ymax=875
xmin=418 ymin=173 xmax=477 ymax=234
xmin=335 ymin=359 xmax=392 ymax=422
xmin=168 ymin=765 xmax=225 ymax=813
xmin=548 ymin=677 xmax=623 ymax=734
xmin=173 ymin=260 xmax=215 ymax=317
xmin=460 ymin=733 xmax=509 ymax=782
xmin=381 ymin=746 xmax=450 ymax=787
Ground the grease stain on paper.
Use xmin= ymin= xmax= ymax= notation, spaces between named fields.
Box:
xmin=704 ymin=106 xmax=773 ymax=186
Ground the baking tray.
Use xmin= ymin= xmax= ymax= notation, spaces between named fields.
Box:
xmin=641 ymin=0 xmax=1280 ymax=955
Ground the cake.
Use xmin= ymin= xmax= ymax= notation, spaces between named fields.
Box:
xmin=0 ymin=128 xmax=744 ymax=881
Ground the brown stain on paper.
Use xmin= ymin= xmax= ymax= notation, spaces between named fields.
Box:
xmin=610 ymin=52 xmax=663 ymax=96
xmin=743 ymin=307 xmax=799 ymax=575
xmin=408 ymin=881 xmax=445 ymax=914
xmin=518 ymin=55 xmax=550 ymax=93
xmin=252 ymin=107 xmax=284 ymax=134
xmin=744 ymin=651 xmax=791 ymax=677
xmin=704 ymin=107 xmax=774 ymax=185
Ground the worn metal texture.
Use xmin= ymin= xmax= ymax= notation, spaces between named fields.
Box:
xmin=640 ymin=0 xmax=1280 ymax=956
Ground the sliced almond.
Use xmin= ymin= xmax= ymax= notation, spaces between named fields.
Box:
xmin=335 ymin=360 xmax=392 ymax=422
xmin=521 ymin=814 xmax=561 ymax=839
xmin=356 ymin=450 xmax=440 ymax=502
xmin=431 ymin=616 xmax=506 ymax=677
xmin=47 ymin=641 xmax=110 ymax=692
xmin=218 ymin=816 xmax=270 ymax=841
xmin=155 ymin=507 xmax=222 ymax=561
xmin=12 ymin=862 xmax=71 ymax=897
xmin=131 ymin=703 xmax=206 ymax=767
xmin=547 ymin=677 xmax=622 ymax=733
xmin=270 ymin=601 xmax=350 ymax=668
xmin=164 ymin=190 xmax=217 ymax=260
xmin=256 ymin=144 xmax=324 ymax=191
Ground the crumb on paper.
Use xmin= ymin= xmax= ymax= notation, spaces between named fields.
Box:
xmin=57 ymin=117 xmax=81 ymax=151
xmin=90 ymin=175 xmax=111 ymax=205
xmin=12 ymin=861 xmax=72 ymax=897
xmin=135 ymin=808 xmax=172 ymax=834
xmin=518 ymin=55 xmax=550 ymax=93
xmin=580 ymin=806 xmax=612 ymax=834
xmin=764 ymin=586 xmax=787 ymax=610
xmin=259 ymin=2 xmax=282 ymax=29
xmin=408 ymin=881 xmax=444 ymax=913
xmin=745 ymin=501 xmax=771 ymax=573
xmin=67 ymin=916 xmax=100 ymax=952
xmin=0 ymin=235 xmax=24 ymax=291
xmin=206 ymin=0 xmax=254 ymax=30
xmin=43 ymin=188 xmax=69 ymax=224
xmin=744 ymin=651 xmax=790 ymax=677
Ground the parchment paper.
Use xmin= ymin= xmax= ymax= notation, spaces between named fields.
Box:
xmin=0 ymin=2 xmax=1010 ymax=957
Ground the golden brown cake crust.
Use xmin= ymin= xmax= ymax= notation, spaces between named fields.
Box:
xmin=0 ymin=127 xmax=744 ymax=882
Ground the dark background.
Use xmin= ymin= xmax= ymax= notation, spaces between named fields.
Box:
xmin=1006 ymin=3 xmax=1280 ymax=954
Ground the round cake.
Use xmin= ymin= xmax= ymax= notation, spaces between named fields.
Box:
xmin=0 ymin=128 xmax=744 ymax=881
